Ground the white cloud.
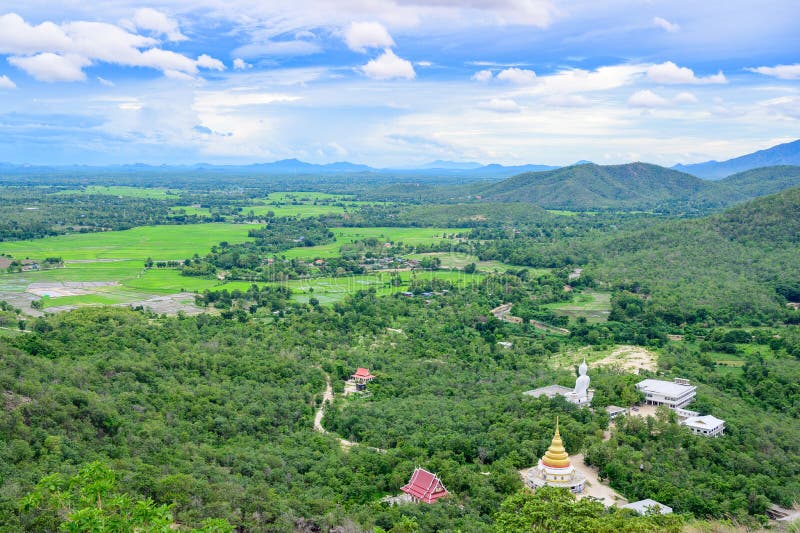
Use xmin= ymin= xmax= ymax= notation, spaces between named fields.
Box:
xmin=0 ymin=75 xmax=16 ymax=89
xmin=131 ymin=8 xmax=187 ymax=42
xmin=8 ymin=53 xmax=90 ymax=82
xmin=233 ymin=58 xmax=251 ymax=70
xmin=194 ymin=91 xmax=302 ymax=113
xmin=653 ymin=16 xmax=679 ymax=33
xmin=0 ymin=13 xmax=71 ymax=55
xmin=197 ymin=54 xmax=225 ymax=71
xmin=628 ymin=89 xmax=670 ymax=108
xmin=529 ymin=64 xmax=645 ymax=95
xmin=759 ymin=96 xmax=800 ymax=120
xmin=97 ymin=76 xmax=115 ymax=87
xmin=0 ymin=13 xmax=221 ymax=82
xmin=416 ymin=61 xmax=433 ymax=67
xmin=163 ymin=69 xmax=197 ymax=82
xmin=674 ymin=91 xmax=698 ymax=104
xmin=747 ymin=63 xmax=800 ymax=80
xmin=361 ymin=49 xmax=415 ymax=80
xmin=496 ymin=67 xmax=536 ymax=84
xmin=647 ymin=61 xmax=726 ymax=84
xmin=478 ymin=98 xmax=522 ymax=113
xmin=472 ymin=69 xmax=493 ymax=82
xmin=345 ymin=22 xmax=395 ymax=53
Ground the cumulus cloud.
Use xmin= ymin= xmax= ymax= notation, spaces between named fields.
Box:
xmin=629 ymin=89 xmax=698 ymax=108
xmin=345 ymin=22 xmax=395 ymax=53
xmin=0 ymin=13 xmax=222 ymax=82
xmin=628 ymin=89 xmax=670 ymax=108
xmin=653 ymin=16 xmax=679 ymax=33
xmin=197 ymin=54 xmax=226 ymax=71
xmin=8 ymin=53 xmax=90 ymax=82
xmin=233 ymin=58 xmax=251 ymax=70
xmin=496 ymin=67 xmax=536 ymax=84
xmin=131 ymin=8 xmax=186 ymax=41
xmin=472 ymin=69 xmax=493 ymax=82
xmin=0 ymin=13 xmax=71 ymax=55
xmin=478 ymin=98 xmax=522 ymax=113
xmin=361 ymin=49 xmax=415 ymax=80
xmin=0 ymin=75 xmax=16 ymax=89
xmin=647 ymin=61 xmax=726 ymax=84
xmin=674 ymin=91 xmax=698 ymax=104
xmin=747 ymin=63 xmax=800 ymax=80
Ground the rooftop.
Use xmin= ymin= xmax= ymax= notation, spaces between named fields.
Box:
xmin=622 ymin=499 xmax=673 ymax=515
xmin=636 ymin=379 xmax=696 ymax=397
xmin=401 ymin=468 xmax=449 ymax=504
xmin=682 ymin=414 xmax=725 ymax=428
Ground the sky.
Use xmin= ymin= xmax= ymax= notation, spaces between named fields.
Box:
xmin=0 ymin=1 xmax=798 ymax=167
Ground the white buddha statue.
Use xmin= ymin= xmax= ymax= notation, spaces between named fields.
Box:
xmin=573 ymin=358 xmax=590 ymax=403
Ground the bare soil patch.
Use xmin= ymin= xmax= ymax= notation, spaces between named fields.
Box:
xmin=594 ymin=345 xmax=658 ymax=374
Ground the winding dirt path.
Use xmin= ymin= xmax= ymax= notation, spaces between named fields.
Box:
xmin=314 ymin=372 xmax=385 ymax=453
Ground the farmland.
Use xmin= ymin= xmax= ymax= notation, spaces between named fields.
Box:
xmin=0 ymin=223 xmax=477 ymax=310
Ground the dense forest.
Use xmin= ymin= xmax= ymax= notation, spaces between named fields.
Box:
xmin=1 ymin=168 xmax=800 ymax=531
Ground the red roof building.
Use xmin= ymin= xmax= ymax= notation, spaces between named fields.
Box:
xmin=351 ymin=367 xmax=376 ymax=383
xmin=401 ymin=468 xmax=449 ymax=504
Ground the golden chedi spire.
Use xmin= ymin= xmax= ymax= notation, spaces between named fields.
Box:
xmin=541 ymin=417 xmax=571 ymax=468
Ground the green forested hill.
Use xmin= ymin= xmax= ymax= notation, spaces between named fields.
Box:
xmin=478 ymin=163 xmax=708 ymax=210
xmin=593 ymin=187 xmax=800 ymax=322
xmin=690 ymin=165 xmax=800 ymax=208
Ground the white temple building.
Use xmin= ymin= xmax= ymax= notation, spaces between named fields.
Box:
xmin=635 ymin=378 xmax=696 ymax=409
xmin=524 ymin=359 xmax=594 ymax=407
xmin=680 ymin=414 xmax=725 ymax=437
xmin=525 ymin=418 xmax=586 ymax=493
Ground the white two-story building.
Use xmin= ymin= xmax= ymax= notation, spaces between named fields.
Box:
xmin=636 ymin=378 xmax=696 ymax=409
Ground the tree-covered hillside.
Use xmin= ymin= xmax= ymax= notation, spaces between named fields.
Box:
xmin=477 ymin=163 xmax=707 ymax=210
xmin=690 ymin=165 xmax=800 ymax=208
xmin=592 ymin=186 xmax=800 ymax=323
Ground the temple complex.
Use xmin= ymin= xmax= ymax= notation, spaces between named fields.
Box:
xmin=524 ymin=358 xmax=594 ymax=406
xmin=525 ymin=418 xmax=586 ymax=494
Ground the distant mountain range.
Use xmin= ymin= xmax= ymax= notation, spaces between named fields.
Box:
xmin=0 ymin=159 xmax=557 ymax=178
xmin=674 ymin=139 xmax=800 ymax=179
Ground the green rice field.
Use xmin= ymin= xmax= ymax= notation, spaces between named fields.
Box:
xmin=0 ymin=224 xmax=480 ymax=310
xmin=282 ymin=227 xmax=467 ymax=259
xmin=542 ymin=290 xmax=612 ymax=323
xmin=0 ymin=223 xmax=257 ymax=261
xmin=54 ymin=186 xmax=181 ymax=199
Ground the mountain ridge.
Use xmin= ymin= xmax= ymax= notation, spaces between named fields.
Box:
xmin=674 ymin=139 xmax=800 ymax=179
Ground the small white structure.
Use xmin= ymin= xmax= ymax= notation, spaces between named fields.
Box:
xmin=524 ymin=359 xmax=594 ymax=407
xmin=680 ymin=414 xmax=725 ymax=437
xmin=636 ymin=378 xmax=696 ymax=409
xmin=605 ymin=405 xmax=627 ymax=420
xmin=623 ymin=499 xmax=673 ymax=515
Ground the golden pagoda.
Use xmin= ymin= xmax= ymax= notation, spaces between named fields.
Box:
xmin=526 ymin=417 xmax=586 ymax=493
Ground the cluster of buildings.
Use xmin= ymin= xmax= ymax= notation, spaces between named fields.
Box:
xmin=375 ymin=360 xmax=724 ymax=511
xmin=636 ymin=378 xmax=726 ymax=437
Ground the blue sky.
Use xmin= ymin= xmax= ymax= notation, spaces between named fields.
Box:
xmin=0 ymin=1 xmax=798 ymax=167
